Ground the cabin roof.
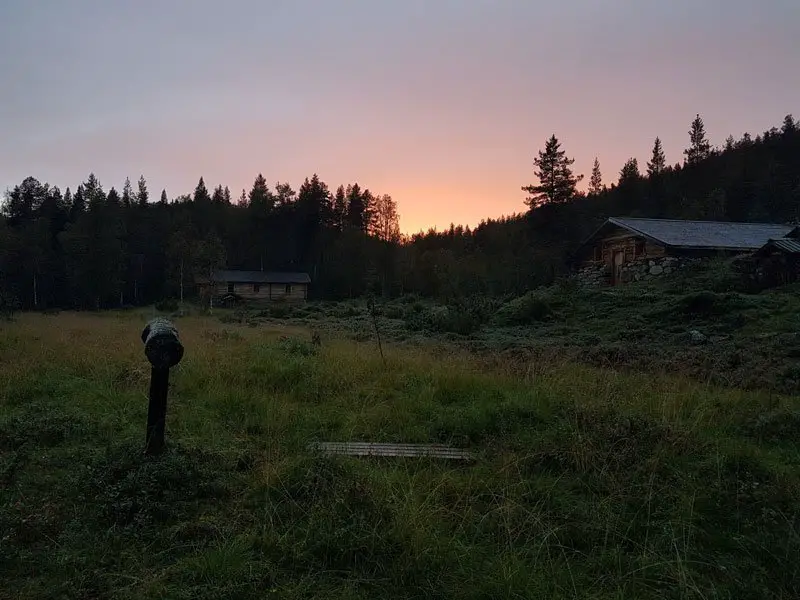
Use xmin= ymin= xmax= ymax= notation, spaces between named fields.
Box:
xmin=206 ymin=270 xmax=311 ymax=284
xmin=755 ymin=238 xmax=800 ymax=256
xmin=577 ymin=217 xmax=795 ymax=255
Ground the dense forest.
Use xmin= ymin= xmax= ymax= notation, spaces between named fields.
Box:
xmin=1 ymin=113 xmax=799 ymax=310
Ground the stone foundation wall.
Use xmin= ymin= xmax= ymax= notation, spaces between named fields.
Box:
xmin=577 ymin=262 xmax=611 ymax=286
xmin=577 ymin=256 xmax=704 ymax=286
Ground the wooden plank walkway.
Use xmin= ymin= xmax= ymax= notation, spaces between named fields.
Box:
xmin=310 ymin=442 xmax=474 ymax=461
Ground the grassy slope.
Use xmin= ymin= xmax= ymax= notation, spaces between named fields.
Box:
xmin=1 ymin=312 xmax=799 ymax=599
xmin=273 ymin=259 xmax=800 ymax=394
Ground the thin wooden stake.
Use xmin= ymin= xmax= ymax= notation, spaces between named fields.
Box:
xmin=367 ymin=296 xmax=385 ymax=366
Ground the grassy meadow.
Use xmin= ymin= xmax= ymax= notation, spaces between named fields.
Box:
xmin=1 ymin=308 xmax=799 ymax=599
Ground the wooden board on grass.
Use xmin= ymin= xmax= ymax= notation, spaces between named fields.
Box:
xmin=311 ymin=442 xmax=474 ymax=461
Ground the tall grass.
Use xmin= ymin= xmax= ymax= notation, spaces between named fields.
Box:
xmin=1 ymin=312 xmax=798 ymax=599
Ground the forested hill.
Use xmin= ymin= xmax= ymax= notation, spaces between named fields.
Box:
xmin=1 ymin=114 xmax=799 ymax=310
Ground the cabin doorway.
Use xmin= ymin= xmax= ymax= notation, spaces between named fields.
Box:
xmin=612 ymin=250 xmax=625 ymax=285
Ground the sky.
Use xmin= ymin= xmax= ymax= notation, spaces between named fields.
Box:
xmin=0 ymin=1 xmax=798 ymax=234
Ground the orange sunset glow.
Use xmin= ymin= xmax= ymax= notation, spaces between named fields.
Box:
xmin=1 ymin=1 xmax=798 ymax=233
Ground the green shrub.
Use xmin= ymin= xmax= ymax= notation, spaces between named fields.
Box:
xmin=382 ymin=305 xmax=406 ymax=320
xmin=268 ymin=303 xmax=292 ymax=318
xmin=494 ymin=291 xmax=555 ymax=325
xmin=406 ymin=305 xmax=481 ymax=335
xmin=677 ymin=290 xmax=755 ymax=318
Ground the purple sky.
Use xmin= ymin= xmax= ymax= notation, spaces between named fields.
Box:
xmin=1 ymin=0 xmax=798 ymax=233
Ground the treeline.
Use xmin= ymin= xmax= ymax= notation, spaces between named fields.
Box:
xmin=405 ymin=114 xmax=800 ymax=297
xmin=1 ymin=113 xmax=799 ymax=309
xmin=0 ymin=174 xmax=400 ymax=309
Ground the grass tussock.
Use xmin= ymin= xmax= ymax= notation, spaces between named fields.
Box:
xmin=0 ymin=312 xmax=798 ymax=599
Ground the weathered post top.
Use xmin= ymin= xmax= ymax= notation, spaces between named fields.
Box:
xmin=141 ymin=317 xmax=184 ymax=370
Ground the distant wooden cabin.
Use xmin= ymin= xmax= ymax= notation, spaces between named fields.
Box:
xmin=752 ymin=231 xmax=800 ymax=287
xmin=574 ymin=217 xmax=795 ymax=285
xmin=198 ymin=270 xmax=310 ymax=302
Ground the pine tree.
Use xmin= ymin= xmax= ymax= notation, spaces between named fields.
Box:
xmin=238 ymin=189 xmax=247 ymax=206
xmin=106 ymin=187 xmax=121 ymax=207
xmin=223 ymin=186 xmax=231 ymax=205
xmin=274 ymin=182 xmax=296 ymax=206
xmin=211 ymin=185 xmax=225 ymax=205
xmin=122 ymin=177 xmax=134 ymax=207
xmin=684 ymin=114 xmax=711 ymax=166
xmin=63 ymin=188 xmax=72 ymax=214
xmin=588 ymin=157 xmax=603 ymax=195
xmin=248 ymin=174 xmax=272 ymax=210
xmin=137 ymin=175 xmax=149 ymax=205
xmin=159 ymin=189 xmax=168 ymax=204
xmin=332 ymin=185 xmax=347 ymax=230
xmin=618 ymin=158 xmax=640 ymax=185
xmin=782 ymin=114 xmax=797 ymax=135
xmin=70 ymin=185 xmax=86 ymax=221
xmin=373 ymin=194 xmax=400 ymax=241
xmin=722 ymin=135 xmax=735 ymax=152
xmin=647 ymin=137 xmax=666 ymax=177
xmin=521 ymin=134 xmax=583 ymax=209
xmin=346 ymin=183 xmax=366 ymax=230
xmin=193 ymin=177 xmax=210 ymax=204
xmin=83 ymin=173 xmax=105 ymax=209
xmin=297 ymin=174 xmax=331 ymax=224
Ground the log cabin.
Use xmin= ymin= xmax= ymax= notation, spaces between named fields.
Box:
xmin=752 ymin=232 xmax=800 ymax=287
xmin=197 ymin=270 xmax=311 ymax=302
xmin=574 ymin=217 xmax=796 ymax=285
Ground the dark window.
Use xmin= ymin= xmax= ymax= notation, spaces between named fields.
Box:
xmin=253 ymin=283 xmax=261 ymax=293
xmin=285 ymin=284 xmax=292 ymax=294
xmin=227 ymin=283 xmax=234 ymax=293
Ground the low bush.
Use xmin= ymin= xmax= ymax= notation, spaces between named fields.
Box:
xmin=406 ymin=304 xmax=482 ymax=335
xmin=494 ymin=291 xmax=556 ymax=325
xmin=676 ymin=290 xmax=757 ymax=318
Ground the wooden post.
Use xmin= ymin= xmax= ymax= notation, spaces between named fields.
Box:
xmin=141 ymin=318 xmax=184 ymax=455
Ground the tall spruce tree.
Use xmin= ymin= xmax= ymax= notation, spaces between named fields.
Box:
xmin=332 ymin=185 xmax=347 ymax=230
xmin=211 ymin=185 xmax=225 ymax=205
xmin=522 ymin=134 xmax=583 ymax=209
xmin=684 ymin=114 xmax=711 ymax=166
xmin=647 ymin=137 xmax=666 ymax=177
xmin=781 ymin=114 xmax=797 ymax=135
xmin=70 ymin=185 xmax=86 ymax=221
xmin=122 ymin=177 xmax=133 ymax=207
xmin=137 ymin=175 xmax=149 ymax=205
xmin=618 ymin=158 xmax=641 ymax=185
xmin=724 ymin=135 xmax=736 ymax=151
xmin=106 ymin=187 xmax=121 ymax=207
xmin=160 ymin=189 xmax=168 ymax=204
xmin=248 ymin=174 xmax=272 ymax=210
xmin=193 ymin=177 xmax=211 ymax=204
xmin=588 ymin=157 xmax=603 ymax=195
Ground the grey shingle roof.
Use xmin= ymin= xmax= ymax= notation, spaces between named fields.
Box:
xmin=211 ymin=270 xmax=311 ymax=284
xmin=758 ymin=238 xmax=800 ymax=254
xmin=607 ymin=217 xmax=795 ymax=250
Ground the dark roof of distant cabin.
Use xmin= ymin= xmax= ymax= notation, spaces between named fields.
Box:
xmin=755 ymin=238 xmax=800 ymax=255
xmin=581 ymin=217 xmax=796 ymax=252
xmin=209 ymin=270 xmax=311 ymax=284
